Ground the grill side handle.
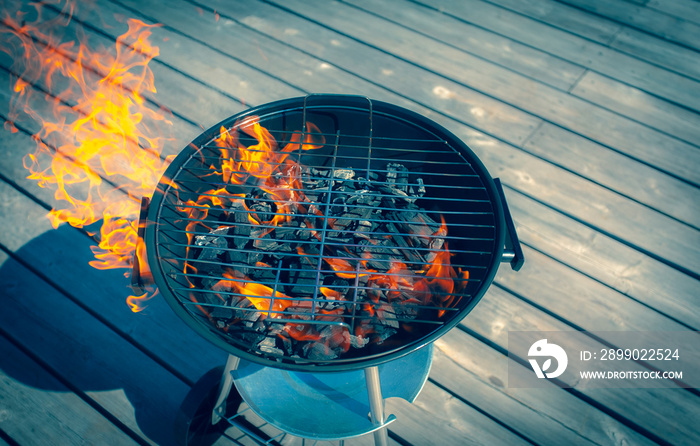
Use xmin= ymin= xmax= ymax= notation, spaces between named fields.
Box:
xmin=130 ymin=196 xmax=153 ymax=293
xmin=494 ymin=178 xmax=524 ymax=271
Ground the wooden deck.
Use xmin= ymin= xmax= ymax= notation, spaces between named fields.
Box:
xmin=1 ymin=0 xmax=699 ymax=444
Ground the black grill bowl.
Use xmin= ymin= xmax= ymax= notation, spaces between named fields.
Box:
xmin=144 ymin=95 xmax=515 ymax=372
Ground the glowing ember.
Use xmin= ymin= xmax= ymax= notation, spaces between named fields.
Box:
xmin=1 ymin=1 xmax=173 ymax=312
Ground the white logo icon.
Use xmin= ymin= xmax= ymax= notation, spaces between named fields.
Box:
xmin=528 ymin=339 xmax=568 ymax=379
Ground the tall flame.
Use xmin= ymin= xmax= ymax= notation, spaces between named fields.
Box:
xmin=1 ymin=1 xmax=173 ymax=312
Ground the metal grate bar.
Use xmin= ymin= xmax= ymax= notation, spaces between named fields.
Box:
xmin=161 ymin=205 xmax=496 ymax=227
xmin=310 ymin=132 xmax=341 ymax=315
xmin=170 ymin=175 xmax=486 ymax=194
xmin=157 ymin=243 xmax=493 ymax=269
xmin=182 ymin=300 xmax=447 ymax=326
xmin=180 ymin=299 xmax=460 ymax=322
xmin=172 ymin=278 xmax=480 ymax=302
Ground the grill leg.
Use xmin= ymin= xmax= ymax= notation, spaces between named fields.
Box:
xmin=365 ymin=366 xmax=389 ymax=446
xmin=212 ymin=354 xmax=240 ymax=424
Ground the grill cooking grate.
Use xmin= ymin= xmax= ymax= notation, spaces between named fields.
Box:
xmin=144 ymin=96 xmax=515 ymax=370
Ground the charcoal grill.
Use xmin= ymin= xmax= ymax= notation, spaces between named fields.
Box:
xmin=133 ymin=95 xmax=523 ymax=445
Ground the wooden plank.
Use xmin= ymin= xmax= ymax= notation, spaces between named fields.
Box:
xmin=557 ymin=0 xmax=700 ymax=51
xmin=351 ymin=0 xmax=700 ymax=147
xmin=0 ymin=309 xmax=137 ymax=445
xmin=431 ymin=329 xmax=657 ymax=446
xmin=0 ymin=3 xmax=246 ymax=141
xmin=489 ymin=0 xmax=700 ymax=80
xmin=570 ymin=71 xmax=700 ymax=147
xmin=60 ymin=0 xmax=544 ymax=152
xmin=461 ymin=286 xmax=700 ymax=445
xmin=505 ymin=187 xmax=700 ymax=330
xmin=111 ymin=0 xmax=541 ymax=147
xmin=345 ymin=0 xmax=587 ymax=91
xmin=0 ymin=216 xmax=205 ymax=446
xmin=476 ymin=0 xmax=622 ymax=43
xmin=385 ymin=383 xmax=529 ymax=445
xmin=609 ymin=27 xmax=700 ymax=81
xmin=57 ymin=1 xmax=305 ymax=106
xmin=105 ymin=0 xmax=439 ymax=106
xmin=232 ymin=0 xmax=700 ymax=185
xmin=494 ymin=245 xmax=693 ymax=341
xmin=524 ymin=122 xmax=700 ymax=227
xmin=413 ymin=0 xmax=700 ymax=111
xmin=647 ymin=0 xmax=700 ymax=25
xmin=483 ymin=0 xmax=700 ymax=81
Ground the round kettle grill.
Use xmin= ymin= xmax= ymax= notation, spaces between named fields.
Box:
xmin=133 ymin=95 xmax=523 ymax=445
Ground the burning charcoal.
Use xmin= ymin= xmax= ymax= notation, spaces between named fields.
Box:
xmin=247 ymin=250 xmax=263 ymax=265
xmin=240 ymin=308 xmax=262 ymax=328
xmin=350 ymin=334 xmax=370 ymax=349
xmin=333 ymin=169 xmax=355 ymax=181
xmin=392 ymin=300 xmax=419 ymax=320
xmin=353 ymin=220 xmax=374 ymax=242
xmin=377 ymin=304 xmax=400 ymax=329
xmin=386 ymin=163 xmax=409 ymax=192
xmin=303 ymin=342 xmax=338 ymax=361
xmin=195 ymin=226 xmax=230 ymax=261
xmin=331 ymin=196 xmax=347 ymax=215
xmin=284 ymin=270 xmax=318 ymax=296
xmin=275 ymin=220 xmax=300 ymax=240
xmin=226 ymin=203 xmax=252 ymax=249
xmin=238 ymin=329 xmax=266 ymax=347
xmin=250 ymin=201 xmax=272 ymax=224
xmin=375 ymin=328 xmax=398 ymax=345
xmin=258 ymin=336 xmax=284 ymax=356
xmin=361 ymin=239 xmax=402 ymax=269
xmin=201 ymin=274 xmax=226 ymax=293
xmin=385 ymin=222 xmax=425 ymax=264
xmin=248 ymin=266 xmax=277 ymax=282
xmin=325 ymin=236 xmax=354 ymax=246
xmin=253 ymin=233 xmax=293 ymax=257
xmin=408 ymin=177 xmax=426 ymax=198
xmin=347 ymin=189 xmax=381 ymax=207
xmin=330 ymin=205 xmax=376 ymax=237
xmin=378 ymin=184 xmax=415 ymax=205
xmin=278 ymin=332 xmax=294 ymax=356
xmin=210 ymin=306 xmax=235 ymax=321
xmin=426 ymin=227 xmax=447 ymax=262
xmin=226 ymin=250 xmax=248 ymax=264
xmin=312 ymin=167 xmax=355 ymax=181
xmin=293 ymin=227 xmax=314 ymax=241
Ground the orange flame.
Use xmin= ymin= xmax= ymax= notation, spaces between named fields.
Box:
xmin=217 ymin=270 xmax=292 ymax=317
xmin=2 ymin=2 xmax=173 ymax=312
xmin=324 ymin=257 xmax=368 ymax=280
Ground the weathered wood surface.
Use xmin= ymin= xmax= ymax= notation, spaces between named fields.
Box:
xmin=1 ymin=0 xmax=698 ymax=444
xmin=486 ymin=0 xmax=700 ymax=80
xmin=557 ymin=0 xmax=700 ymax=51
